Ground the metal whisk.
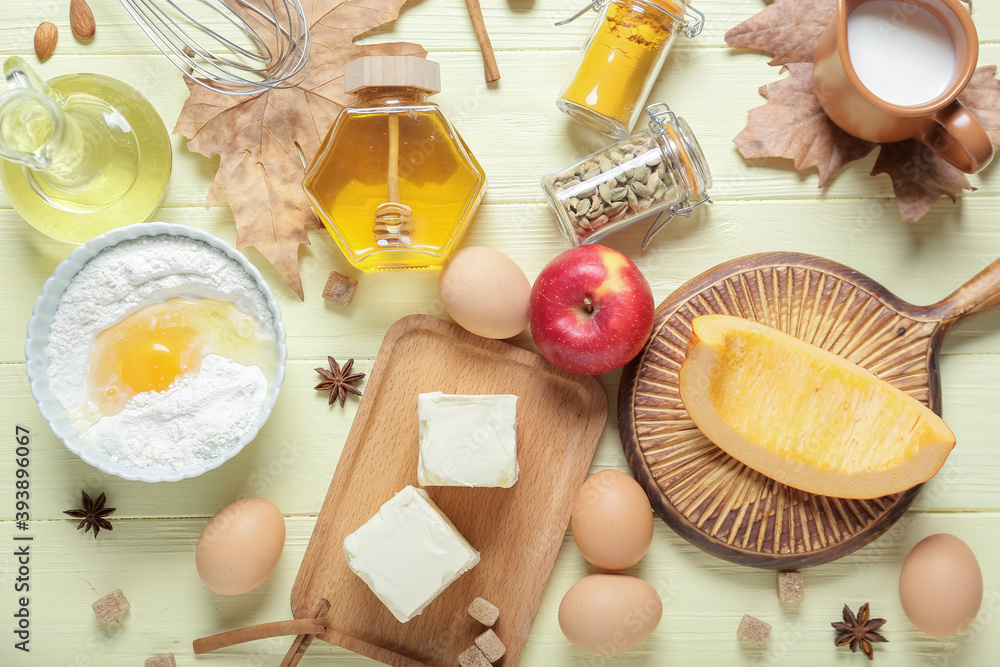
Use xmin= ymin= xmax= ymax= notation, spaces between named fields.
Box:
xmin=118 ymin=0 xmax=311 ymax=95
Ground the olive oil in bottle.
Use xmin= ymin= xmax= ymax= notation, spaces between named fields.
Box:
xmin=0 ymin=58 xmax=172 ymax=243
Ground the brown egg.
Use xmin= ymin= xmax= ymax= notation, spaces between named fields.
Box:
xmin=440 ymin=246 xmax=530 ymax=339
xmin=899 ymin=533 xmax=982 ymax=637
xmin=196 ymin=497 xmax=286 ymax=596
xmin=571 ymin=469 xmax=654 ymax=570
xmin=559 ymin=574 xmax=662 ymax=655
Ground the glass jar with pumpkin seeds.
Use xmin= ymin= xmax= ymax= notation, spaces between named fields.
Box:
xmin=541 ymin=103 xmax=712 ymax=247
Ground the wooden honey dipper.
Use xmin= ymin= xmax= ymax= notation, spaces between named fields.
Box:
xmin=374 ymin=113 xmax=413 ymax=248
xmin=344 ymin=56 xmax=443 ymax=249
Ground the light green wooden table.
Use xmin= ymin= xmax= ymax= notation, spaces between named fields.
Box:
xmin=3 ymin=1 xmax=1000 ymax=664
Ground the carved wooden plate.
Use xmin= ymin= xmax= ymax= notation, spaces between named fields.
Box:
xmin=618 ymin=252 xmax=1000 ymax=569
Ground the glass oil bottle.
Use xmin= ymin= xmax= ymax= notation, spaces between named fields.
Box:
xmin=0 ymin=57 xmax=172 ymax=243
xmin=303 ymin=56 xmax=487 ymax=271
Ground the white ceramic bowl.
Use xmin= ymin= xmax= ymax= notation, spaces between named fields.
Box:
xmin=25 ymin=222 xmax=287 ymax=482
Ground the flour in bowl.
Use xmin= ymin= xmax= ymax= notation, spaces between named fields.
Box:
xmin=46 ymin=235 xmax=278 ymax=470
xmin=87 ymin=355 xmax=268 ymax=469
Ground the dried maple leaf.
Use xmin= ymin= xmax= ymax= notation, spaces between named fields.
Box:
xmin=870 ymin=66 xmax=1000 ymax=222
xmin=174 ymin=2 xmax=426 ymax=299
xmin=734 ymin=63 xmax=877 ymax=187
xmin=725 ymin=0 xmax=835 ymax=66
xmin=870 ymin=142 xmax=973 ymax=222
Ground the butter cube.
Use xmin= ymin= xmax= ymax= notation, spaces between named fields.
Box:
xmin=417 ymin=392 xmax=518 ymax=488
xmin=343 ymin=485 xmax=480 ymax=623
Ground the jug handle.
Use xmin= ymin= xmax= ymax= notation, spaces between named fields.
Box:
xmin=3 ymin=56 xmax=57 ymax=100
xmin=917 ymin=101 xmax=995 ymax=174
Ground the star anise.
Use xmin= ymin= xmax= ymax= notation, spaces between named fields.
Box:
xmin=314 ymin=357 xmax=365 ymax=407
xmin=63 ymin=491 xmax=116 ymax=538
xmin=832 ymin=603 xmax=888 ymax=660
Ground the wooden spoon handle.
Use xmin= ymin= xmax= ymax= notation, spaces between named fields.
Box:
xmin=192 ymin=618 xmax=327 ymax=655
xmin=926 ymin=258 xmax=1000 ymax=323
xmin=465 ymin=0 xmax=501 ymax=82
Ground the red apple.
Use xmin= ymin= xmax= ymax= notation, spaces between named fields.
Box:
xmin=529 ymin=245 xmax=654 ymax=375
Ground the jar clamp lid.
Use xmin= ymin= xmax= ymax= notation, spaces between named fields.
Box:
xmin=555 ymin=0 xmax=705 ymax=36
xmin=643 ymin=103 xmax=712 ymax=247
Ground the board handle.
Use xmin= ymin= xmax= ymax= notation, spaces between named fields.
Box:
xmin=927 ymin=258 xmax=1000 ymax=323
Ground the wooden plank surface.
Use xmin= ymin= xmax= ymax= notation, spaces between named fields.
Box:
xmin=1 ymin=0 xmax=1000 ymax=664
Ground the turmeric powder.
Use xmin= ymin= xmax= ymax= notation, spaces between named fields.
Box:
xmin=559 ymin=0 xmax=687 ymax=137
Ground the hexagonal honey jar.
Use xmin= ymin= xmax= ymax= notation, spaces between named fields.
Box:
xmin=304 ymin=56 xmax=487 ymax=271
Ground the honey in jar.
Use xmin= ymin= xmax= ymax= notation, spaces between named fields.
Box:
xmin=303 ymin=56 xmax=487 ymax=272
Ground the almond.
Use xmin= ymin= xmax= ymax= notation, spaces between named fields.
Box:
xmin=34 ymin=22 xmax=58 ymax=62
xmin=70 ymin=0 xmax=96 ymax=41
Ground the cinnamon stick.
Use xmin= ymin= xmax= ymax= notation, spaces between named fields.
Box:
xmin=465 ymin=0 xmax=501 ymax=82
xmin=192 ymin=618 xmax=327 ymax=655
xmin=280 ymin=598 xmax=332 ymax=667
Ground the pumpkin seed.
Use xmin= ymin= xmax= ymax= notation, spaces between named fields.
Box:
xmin=586 ymin=202 xmax=604 ymax=219
xmin=627 ymin=188 xmax=639 ymax=211
xmin=605 ymin=201 xmax=627 ymax=219
xmin=598 ymin=182 xmax=613 ymax=205
xmin=646 ymin=171 xmax=660 ymax=193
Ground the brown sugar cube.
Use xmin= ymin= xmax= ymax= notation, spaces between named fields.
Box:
xmin=91 ymin=589 xmax=130 ymax=624
xmin=458 ymin=644 xmax=491 ymax=667
xmin=468 ymin=596 xmax=500 ymax=626
xmin=475 ymin=628 xmax=506 ymax=662
xmin=777 ymin=570 xmax=804 ymax=603
xmin=736 ymin=613 xmax=771 ymax=648
xmin=323 ymin=270 xmax=358 ymax=306
xmin=144 ymin=654 xmax=177 ymax=667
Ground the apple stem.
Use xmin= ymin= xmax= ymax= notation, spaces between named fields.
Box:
xmin=584 ymin=297 xmax=594 ymax=314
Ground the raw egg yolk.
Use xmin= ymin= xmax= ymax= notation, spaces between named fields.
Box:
xmin=119 ymin=337 xmax=186 ymax=394
xmin=87 ymin=298 xmax=267 ymax=417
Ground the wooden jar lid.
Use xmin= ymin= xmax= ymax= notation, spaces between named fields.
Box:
xmin=344 ymin=56 xmax=441 ymax=94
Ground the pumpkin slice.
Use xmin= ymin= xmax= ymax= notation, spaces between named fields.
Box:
xmin=678 ymin=315 xmax=955 ymax=499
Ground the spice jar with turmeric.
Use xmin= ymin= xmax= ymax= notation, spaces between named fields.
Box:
xmin=557 ymin=0 xmax=704 ymax=138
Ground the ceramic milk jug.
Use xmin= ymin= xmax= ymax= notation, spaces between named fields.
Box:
xmin=813 ymin=0 xmax=993 ymax=174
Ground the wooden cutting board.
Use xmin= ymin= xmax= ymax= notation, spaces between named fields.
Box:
xmin=291 ymin=314 xmax=607 ymax=666
xmin=618 ymin=252 xmax=1000 ymax=569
